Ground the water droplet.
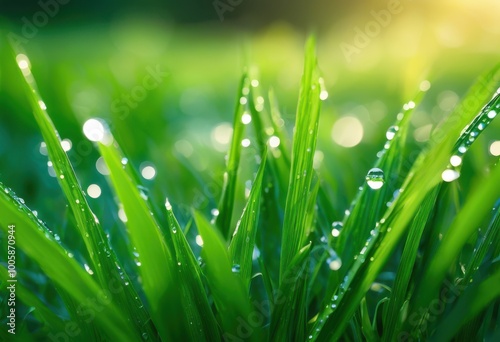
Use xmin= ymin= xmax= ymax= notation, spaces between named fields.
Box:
xmin=386 ymin=126 xmax=399 ymax=140
xmin=331 ymin=221 xmax=342 ymax=237
xmin=84 ymin=264 xmax=94 ymax=275
xmin=121 ymin=157 xmax=128 ymax=166
xmin=83 ymin=118 xmax=107 ymax=142
xmin=327 ymin=257 xmax=342 ymax=271
xmin=450 ymin=155 xmax=462 ymax=167
xmin=268 ymin=136 xmax=280 ymax=148
xmin=442 ymin=169 xmax=460 ymax=182
xmin=232 ymin=264 xmax=241 ymax=273
xmin=366 ymin=168 xmax=384 ymax=190
xmin=241 ymin=112 xmax=252 ymax=124
xmin=488 ymin=110 xmax=497 ymax=119
xmin=142 ymin=332 xmax=149 ymax=340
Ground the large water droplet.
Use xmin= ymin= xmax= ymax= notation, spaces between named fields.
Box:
xmin=327 ymin=257 xmax=342 ymax=271
xmin=366 ymin=168 xmax=384 ymax=190
xmin=83 ymin=118 xmax=106 ymax=142
xmin=442 ymin=169 xmax=460 ymax=182
xmin=386 ymin=126 xmax=399 ymax=140
xmin=232 ymin=264 xmax=241 ymax=273
xmin=331 ymin=221 xmax=342 ymax=237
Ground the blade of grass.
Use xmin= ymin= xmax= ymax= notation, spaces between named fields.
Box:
xmin=269 ymin=243 xmax=312 ymax=341
xmin=10 ymin=46 xmax=155 ymax=339
xmin=382 ymin=185 xmax=440 ymax=341
xmin=193 ymin=211 xmax=253 ymax=340
xmin=99 ymin=136 xmax=218 ymax=341
xmin=229 ymin=149 xmax=267 ymax=291
xmin=312 ymin=65 xmax=500 ymax=341
xmin=280 ymin=35 xmax=322 ymax=282
xmin=430 ymin=263 xmax=500 ymax=342
xmin=0 ymin=265 xmax=65 ymax=333
xmin=165 ymin=203 xmax=221 ymax=341
xmin=0 ymin=184 xmax=136 ymax=341
xmin=216 ymin=73 xmax=251 ymax=239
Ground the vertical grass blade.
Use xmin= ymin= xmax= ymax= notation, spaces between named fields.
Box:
xmin=280 ymin=36 xmax=322 ymax=282
xmin=229 ymin=150 xmax=267 ymax=291
xmin=382 ymin=186 xmax=440 ymax=342
xmin=216 ymin=73 xmax=251 ymax=239
xmin=194 ymin=211 xmax=253 ymax=340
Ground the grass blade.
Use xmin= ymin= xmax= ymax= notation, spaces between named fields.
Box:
xmin=0 ymin=184 xmax=136 ymax=340
xmin=280 ymin=35 xmax=322 ymax=282
xmin=229 ymin=149 xmax=267 ymax=291
xmin=216 ymin=73 xmax=251 ymax=239
xmin=194 ymin=211 xmax=253 ymax=340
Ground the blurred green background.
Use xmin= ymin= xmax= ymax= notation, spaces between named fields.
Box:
xmin=1 ymin=0 xmax=500 ymax=237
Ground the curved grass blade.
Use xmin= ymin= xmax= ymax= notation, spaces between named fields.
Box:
xmin=229 ymin=149 xmax=267 ymax=291
xmin=193 ymin=211 xmax=253 ymax=340
xmin=280 ymin=35 xmax=322 ymax=283
xmin=99 ymin=136 xmax=217 ymax=341
xmin=412 ymin=161 xmax=500 ymax=316
xmin=0 ymin=184 xmax=136 ymax=341
xmin=216 ymin=73 xmax=251 ymax=239
xmin=10 ymin=48 xmax=157 ymax=339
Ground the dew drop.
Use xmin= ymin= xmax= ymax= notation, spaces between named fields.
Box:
xmin=232 ymin=264 xmax=241 ymax=273
xmin=386 ymin=126 xmax=399 ymax=140
xmin=366 ymin=168 xmax=384 ymax=190
xmin=450 ymin=155 xmax=462 ymax=167
xmin=442 ymin=169 xmax=460 ymax=182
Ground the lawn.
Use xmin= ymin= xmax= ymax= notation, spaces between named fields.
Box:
xmin=1 ymin=4 xmax=500 ymax=341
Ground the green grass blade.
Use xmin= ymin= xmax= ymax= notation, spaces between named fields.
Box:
xmin=10 ymin=47 xmax=156 ymax=339
xmin=280 ymin=35 xmax=322 ymax=283
xmin=229 ymin=149 xmax=267 ymax=291
xmin=312 ymin=65 xmax=500 ymax=341
xmin=382 ymin=186 xmax=440 ymax=342
xmin=429 ymin=264 xmax=500 ymax=342
xmin=270 ymin=243 xmax=312 ymax=341
xmin=413 ymin=161 xmax=500 ymax=313
xmin=216 ymin=73 xmax=251 ymax=239
xmin=99 ymin=137 xmax=209 ymax=341
xmin=193 ymin=211 xmax=253 ymax=339
xmin=0 ymin=184 xmax=136 ymax=341
xmin=0 ymin=265 xmax=66 ymax=333
xmin=165 ymin=204 xmax=221 ymax=341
